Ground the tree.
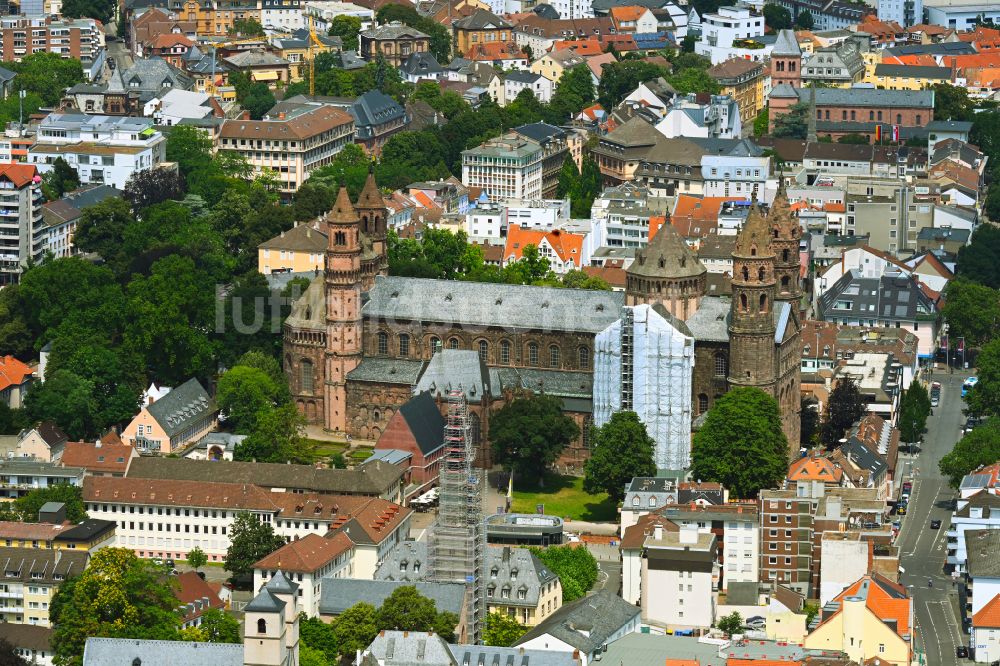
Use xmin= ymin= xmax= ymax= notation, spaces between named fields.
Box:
xmin=377 ymin=585 xmax=442 ymax=631
xmin=530 ymin=545 xmax=598 ymax=602
xmin=763 ymin=4 xmax=791 ymax=30
xmin=668 ymin=68 xmax=721 ymax=95
xmin=166 ymin=125 xmax=216 ymax=178
xmin=10 ymin=52 xmax=85 ymax=106
xmin=547 ymin=64 xmax=595 ymax=122
xmin=234 ymin=404 xmax=313 ymax=464
xmin=230 ymin=72 xmax=276 ymax=120
xmin=73 ymin=197 xmax=137 ymax=267
xmin=490 ymin=393 xmax=580 ymax=485
xmin=484 ymin=612 xmax=526 ymax=647
xmin=300 ymin=614 xmax=339 ymax=661
xmin=331 ymin=602 xmax=379 ymax=655
xmin=800 ymin=397 xmax=819 ymax=447
xmin=795 ymin=9 xmax=814 ymax=28
xmin=60 ymin=0 xmax=116 ymax=21
xmin=0 ymin=402 xmax=29 ymax=436
xmin=691 ymin=387 xmax=789 ymax=499
xmin=24 ymin=369 xmax=100 ymax=441
xmin=597 ymin=60 xmax=670 ymax=110
xmin=224 ymin=511 xmax=287 ymax=582
xmin=820 ymin=377 xmax=866 ymax=448
xmin=570 ymin=156 xmax=603 ymax=219
xmin=773 ymin=102 xmax=808 ymax=139
xmin=42 ymin=157 xmax=80 ymax=200
xmin=50 ymin=548 xmax=180 ymax=666
xmin=837 ymin=133 xmax=869 ymax=145
xmin=15 ymin=484 xmax=87 ymax=523
xmin=310 ymin=143 xmax=371 ymax=199
xmin=556 ymin=156 xmax=579 ymax=200
xmin=958 ymin=225 xmax=1000 ymax=288
xmin=0 ymin=638 xmax=28 ymax=666
xmin=717 ymin=611 xmax=743 ymax=637
xmin=562 ymin=270 xmax=611 ymax=290
xmin=298 ymin=646 xmax=327 ymax=666
xmin=187 ymin=546 xmax=208 ymax=571
xmin=196 ymin=608 xmax=241 ymax=643
xmin=217 ymin=365 xmax=287 ymax=433
xmin=123 ymin=168 xmax=186 ymax=213
xmin=898 ymin=379 xmax=930 ymax=445
xmin=328 ymin=15 xmax=362 ymax=51
xmin=944 ymin=279 xmax=1000 ymax=347
xmin=584 ymin=411 xmax=656 ymax=502
xmin=932 ymin=83 xmax=975 ymax=122
xmin=753 ymin=108 xmax=769 ymax=137
xmin=968 ymin=338 xmax=1000 ymax=418
xmin=940 ymin=419 xmax=1000 ymax=486
xmin=229 ymin=18 xmax=265 ymax=36
xmin=971 ymin=111 xmax=1000 ymax=167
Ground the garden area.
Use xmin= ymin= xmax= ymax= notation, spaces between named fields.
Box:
xmin=307 ymin=439 xmax=374 ymax=468
xmin=510 ymin=473 xmax=617 ymax=522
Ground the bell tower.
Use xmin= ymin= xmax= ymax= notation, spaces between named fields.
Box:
xmin=356 ymin=164 xmax=388 ymax=290
xmin=324 ymin=187 xmax=363 ymax=434
xmin=728 ymin=198 xmax=777 ymax=392
xmin=770 ymin=177 xmax=803 ymax=311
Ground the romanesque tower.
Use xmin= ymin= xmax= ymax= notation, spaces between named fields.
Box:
xmin=356 ymin=166 xmax=389 ymax=292
xmin=770 ymin=179 xmax=803 ymax=311
xmin=324 ymin=188 xmax=364 ymax=434
xmin=625 ymin=218 xmax=707 ymax=320
xmin=728 ymin=199 xmax=778 ymax=392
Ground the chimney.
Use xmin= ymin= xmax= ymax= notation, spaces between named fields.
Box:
xmin=279 ymin=112 xmax=286 ymax=120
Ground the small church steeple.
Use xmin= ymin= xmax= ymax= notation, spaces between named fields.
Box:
xmin=770 ymin=177 xmax=804 ymax=308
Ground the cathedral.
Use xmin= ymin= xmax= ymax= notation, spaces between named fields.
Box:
xmin=282 ymin=171 xmax=802 ymax=465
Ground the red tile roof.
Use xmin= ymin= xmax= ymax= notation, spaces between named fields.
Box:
xmin=822 ymin=573 xmax=911 ymax=638
xmin=61 ymin=441 xmax=136 ymax=475
xmin=788 ymin=455 xmax=843 ymax=483
xmin=671 ymin=195 xmax=741 ymax=238
xmin=150 ymin=33 xmax=193 ymax=49
xmin=582 ymin=264 xmax=626 ymax=289
xmin=175 ymin=570 xmax=224 ymax=621
xmin=554 ymin=38 xmax=604 ymax=56
xmin=504 ymin=225 xmax=585 ymax=268
xmin=0 ymin=521 xmax=72 ymax=540
xmin=0 ymin=355 xmax=33 ymax=392
xmin=974 ymin=595 xmax=1000 ymax=628
xmin=253 ymin=532 xmax=354 ymax=573
xmin=0 ymin=164 xmax=37 ymax=189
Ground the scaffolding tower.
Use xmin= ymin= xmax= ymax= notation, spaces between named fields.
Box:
xmin=427 ymin=388 xmax=486 ymax=644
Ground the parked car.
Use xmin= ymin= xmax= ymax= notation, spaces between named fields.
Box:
xmin=745 ymin=616 xmax=766 ymax=630
xmin=931 ymin=519 xmax=942 ymax=529
xmin=957 ymin=646 xmax=969 ymax=659
xmin=897 ymin=506 xmax=907 ymax=515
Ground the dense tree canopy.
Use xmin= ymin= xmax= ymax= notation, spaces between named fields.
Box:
xmin=376 ymin=586 xmax=460 ymax=641
xmin=490 ymin=393 xmax=580 ymax=484
xmin=942 ymin=279 xmax=1000 ymax=347
xmin=898 ymin=379 xmax=931 ymax=445
xmin=820 ymin=377 xmax=866 ymax=448
xmin=957 ymin=225 xmax=1000 ymax=289
xmin=597 ymin=60 xmax=670 ymax=110
xmin=484 ymin=612 xmax=527 ymax=647
xmin=224 ymin=511 xmax=287 ymax=582
xmin=530 ymin=545 xmax=598 ymax=602
xmin=584 ymin=411 xmax=656 ymax=502
xmin=691 ymin=387 xmax=789 ymax=498
xmin=763 ymin=4 xmax=792 ymax=29
xmin=940 ymin=419 xmax=1000 ymax=486
xmin=328 ymin=15 xmax=362 ymax=51
xmin=10 ymin=52 xmax=86 ymax=106
xmin=932 ymin=83 xmax=976 ymax=122
xmin=967 ymin=338 xmax=1000 ymax=418
xmin=773 ymin=103 xmax=808 ymax=139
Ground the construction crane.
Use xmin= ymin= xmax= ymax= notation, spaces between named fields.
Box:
xmin=307 ymin=15 xmax=326 ymax=96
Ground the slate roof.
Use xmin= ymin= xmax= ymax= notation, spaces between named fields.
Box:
xmin=506 ymin=70 xmax=545 ymax=84
xmin=771 ymin=29 xmax=800 ymax=56
xmin=126 ymin=456 xmax=405 ymax=496
xmin=789 ymin=86 xmax=933 ymax=108
xmin=396 ymin=391 xmax=446 ymax=456
xmin=0 ymin=547 xmax=88 ymax=584
xmin=82 ymin=638 xmax=243 ymax=666
xmin=244 ymin=587 xmax=286 ymax=613
xmin=839 ymin=436 xmax=888 ymax=480
xmin=145 ymin=377 xmax=216 ymax=438
xmin=494 ymin=367 xmax=593 ymax=400
xmin=967 ymin=530 xmax=1000 ymax=579
xmin=362 ymin=22 xmax=429 ymax=39
xmin=514 ymin=589 xmax=640 ymax=654
xmin=111 ymin=57 xmax=194 ymax=101
xmin=452 ymin=8 xmax=512 ymax=29
xmin=42 ymin=185 xmax=122 ymax=227
xmin=352 ymin=89 xmax=407 ymax=131
xmin=347 ymin=357 xmax=427 ymax=385
xmin=415 ymin=350 xmax=492 ymax=404
xmin=224 ymin=49 xmax=289 ymax=68
xmin=917 ymin=226 xmax=970 ymax=243
xmin=319 ymin=579 xmax=466 ymax=615
xmin=258 ymin=221 xmax=327 ymax=251
xmin=0 ymin=66 xmax=15 ymax=83
xmin=874 ymin=63 xmax=951 ymax=79
xmin=627 ymin=220 xmax=706 ymax=279
xmin=363 ymin=276 xmax=624 ymax=334
xmin=401 ymin=51 xmax=443 ymax=78
xmin=361 ymin=630 xmax=454 ymax=665
xmin=818 ymin=271 xmax=937 ymax=323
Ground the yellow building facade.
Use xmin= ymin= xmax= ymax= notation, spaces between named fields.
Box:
xmin=179 ymin=0 xmax=261 ymax=37
xmin=258 ymin=221 xmax=328 ymax=274
xmin=707 ymin=58 xmax=765 ymax=125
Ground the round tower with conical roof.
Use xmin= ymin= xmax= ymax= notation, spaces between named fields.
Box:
xmin=625 ymin=218 xmax=707 ymax=320
xmin=324 ymin=187 xmax=364 ymax=434
xmin=728 ymin=199 xmax=778 ymax=391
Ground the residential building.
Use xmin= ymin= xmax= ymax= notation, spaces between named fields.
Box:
xmin=359 ymin=22 xmax=429 ymax=66
xmin=462 ymin=132 xmax=543 ymax=202
xmin=0 ymin=547 xmax=88 ymax=626
xmin=973 ymin=594 xmax=1000 ymax=664
xmin=145 ymin=33 xmax=194 ymax=68
xmin=819 ymin=532 xmax=871 ymax=605
xmin=452 ymin=9 xmax=513 ymax=56
xmin=348 ymin=90 xmax=409 ymax=156
xmin=28 ymin=114 xmax=167 ymax=190
xmin=656 ymin=502 xmax=761 ymax=589
xmin=223 ymin=48 xmax=291 ymax=87
xmin=503 ymin=225 xmax=584 ymax=273
xmin=0 ymin=459 xmax=84 ymax=500
xmin=655 ymin=94 xmax=742 ymax=140
xmin=218 ymin=103 xmax=355 ymax=196
xmin=591 ymin=116 xmax=663 ymax=185
xmin=609 ymin=5 xmax=657 ymax=32
xmin=773 ymin=0 xmax=867 ymax=31
xmin=358 ymin=631 xmax=582 ymax=666
xmin=253 ymin=532 xmax=355 ymax=617
xmin=8 ymin=422 xmax=68 ymax=462
xmin=588 ymin=182 xmax=663 ymax=248
xmin=878 ymin=0 xmax=921 ymax=26
xmin=514 ymin=590 xmax=640 ymax=665
xmin=966 ymin=529 xmax=1000 ymax=617
xmin=83 ymin=476 xmax=410 ymax=565
xmin=120 ymin=377 xmax=218 ymax=455
xmin=270 ymin=30 xmax=341 ymax=82
xmin=701 ymin=154 xmax=769 ymax=199
xmin=60 ymin=439 xmax=138 ymax=477
xmin=511 ymin=122 xmax=576 ymax=197
xmin=376 ymin=540 xmax=563 ymax=626
xmin=176 ymin=570 xmax=225 ymax=629
xmin=620 ymin=477 xmax=678 ymax=533
xmin=803 ymin=573 xmax=912 ymax=666
xmin=504 ymin=71 xmax=553 ymax=103
xmin=924 ymin=0 xmax=1000 ymax=32
xmin=51 ymin=519 xmax=117 ymax=552
xmin=695 ymin=6 xmax=767 ymax=64
xmin=0 ymin=16 xmax=105 ymax=77
xmin=466 ymin=41 xmax=529 ymax=70
xmin=0 ymin=354 xmax=32 ymax=408
xmin=319 ymin=579 xmax=467 ymax=628
xmin=97 ymin=57 xmax=194 ymax=111
xmin=801 ymin=39 xmax=866 ymax=87
xmin=641 ymin=528 xmax=718 ymax=631
xmin=707 ymin=58 xmax=765 ymax=125
xmin=530 ymin=48 xmax=586 ymax=83
xmin=758 ymin=489 xmax=816 ymax=597
xmin=258 ymin=220 xmax=327 ymax=274
xmin=39 ymin=185 xmax=120 ymax=260
xmin=0 ymin=624 xmax=53 ymax=666
xmin=400 ymin=51 xmax=444 ymax=83
xmin=869 ymin=63 xmax=951 ymax=89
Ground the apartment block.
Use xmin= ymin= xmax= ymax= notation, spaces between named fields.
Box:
xmin=759 ymin=489 xmax=816 ymax=598
xmin=0 ymin=459 xmax=84 ymax=500
xmin=253 ymin=532 xmax=355 ymax=617
xmin=658 ymin=502 xmax=760 ymax=589
xmin=641 ymin=527 xmax=718 ymax=631
xmin=0 ymin=16 xmax=104 ymax=73
xmin=0 ymin=547 xmax=88 ymax=626
xmin=0 ymin=163 xmax=41 ymax=287
xmin=218 ymin=104 xmax=355 ymax=196
xmin=28 ymin=114 xmax=166 ymax=190
xmin=462 ymin=132 xmax=544 ymax=203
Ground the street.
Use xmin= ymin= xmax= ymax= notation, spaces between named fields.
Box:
xmin=102 ymin=23 xmax=134 ymax=83
xmin=896 ymin=371 xmax=969 ymax=666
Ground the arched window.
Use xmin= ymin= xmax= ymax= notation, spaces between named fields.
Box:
xmin=527 ymin=343 xmax=539 ymax=367
xmin=335 ymin=231 xmax=346 ymax=246
xmin=429 ymin=336 xmax=441 ymax=355
xmin=773 ymin=228 xmax=779 ymax=238
xmin=257 ymin=618 xmax=267 ymax=634
xmin=377 ymin=331 xmax=388 ymax=355
xmin=698 ymin=394 xmax=709 ymax=414
xmin=782 ymin=249 xmax=790 ymax=262
xmin=781 ymin=276 xmax=791 ymax=291
xmin=549 ymin=344 xmax=560 ymax=368
xmin=632 ymin=496 xmax=640 ymax=507
xmin=578 ymin=346 xmax=589 ymax=369
xmin=399 ymin=333 xmax=410 ymax=357
xmin=373 ymin=408 xmax=381 ymax=422
xmin=742 ymin=266 xmax=749 ymax=281
xmin=478 ymin=340 xmax=489 ymax=362
xmin=758 ymin=266 xmax=765 ymax=281
xmin=500 ymin=340 xmax=511 ymax=365
xmin=449 ymin=337 xmax=460 ymax=350
xmin=470 ymin=412 xmax=481 ymax=447
xmin=759 ymin=294 xmax=767 ymax=312
xmin=714 ymin=353 xmax=727 ymax=377
xmin=648 ymin=496 xmax=657 ymax=508
xmin=301 ymin=359 xmax=314 ymax=394
xmin=751 ymin=245 xmax=757 ymax=256
xmin=740 ymin=293 xmax=748 ymax=311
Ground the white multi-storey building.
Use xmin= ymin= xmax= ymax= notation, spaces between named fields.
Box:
xmin=0 ymin=163 xmax=42 ymax=287
xmin=659 ymin=503 xmax=760 ymax=588
xmin=701 ymin=154 xmax=771 ymax=199
xmin=695 ymin=6 xmax=766 ymax=64
xmin=462 ymin=133 xmax=543 ymax=203
xmin=655 ymin=94 xmax=743 ymax=139
xmin=28 ymin=114 xmax=166 ymax=190
xmin=253 ymin=533 xmax=356 ymax=617
xmin=641 ymin=527 xmax=718 ymax=631
xmin=82 ymin=477 xmax=411 ymax=565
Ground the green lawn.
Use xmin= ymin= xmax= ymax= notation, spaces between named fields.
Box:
xmin=511 ymin=473 xmax=617 ymax=523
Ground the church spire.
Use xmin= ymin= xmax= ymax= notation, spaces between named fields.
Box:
xmin=329 ymin=187 xmax=359 ymax=225
xmin=734 ymin=194 xmax=774 ymax=259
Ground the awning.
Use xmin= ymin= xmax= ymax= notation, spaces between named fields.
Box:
xmin=252 ymin=71 xmax=280 ymax=82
